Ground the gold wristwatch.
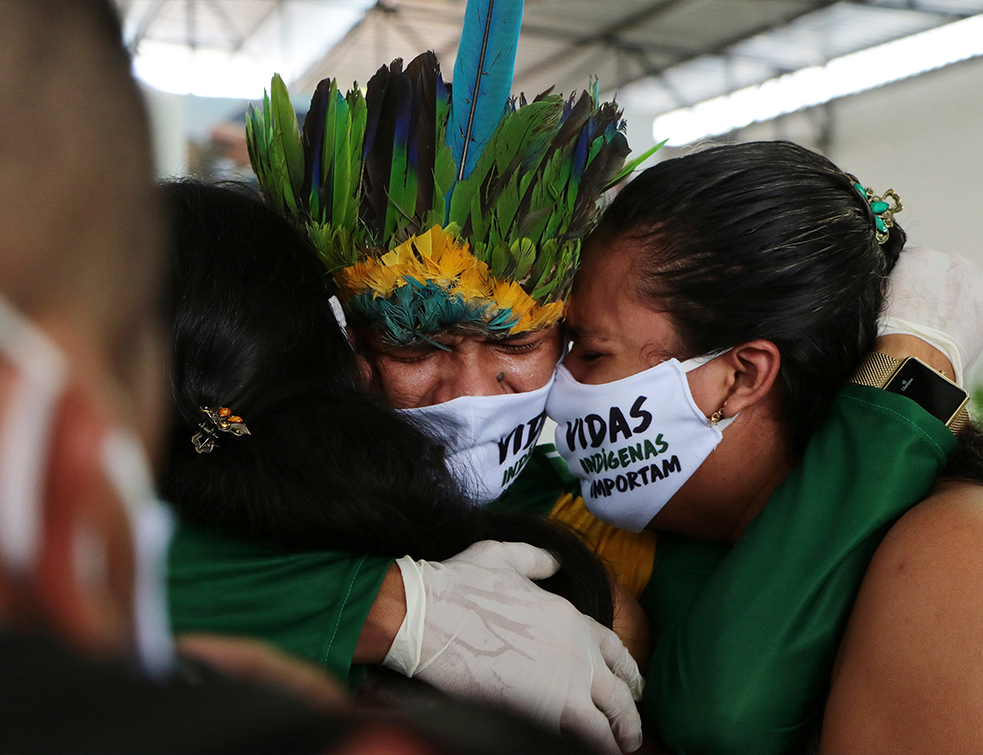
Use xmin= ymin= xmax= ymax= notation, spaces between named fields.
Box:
xmin=850 ymin=352 xmax=970 ymax=434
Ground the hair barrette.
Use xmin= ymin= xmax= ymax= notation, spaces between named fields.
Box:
xmin=192 ymin=406 xmax=250 ymax=454
xmin=853 ymin=182 xmax=903 ymax=245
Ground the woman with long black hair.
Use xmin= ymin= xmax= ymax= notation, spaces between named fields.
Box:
xmin=161 ymin=180 xmax=645 ymax=755
xmin=547 ymin=140 xmax=983 ymax=753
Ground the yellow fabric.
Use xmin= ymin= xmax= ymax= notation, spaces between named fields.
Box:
xmin=548 ymin=493 xmax=657 ymax=598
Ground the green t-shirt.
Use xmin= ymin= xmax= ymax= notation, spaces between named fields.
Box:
xmin=167 ymin=445 xmax=570 ymax=685
xmin=168 ymin=527 xmax=391 ymax=686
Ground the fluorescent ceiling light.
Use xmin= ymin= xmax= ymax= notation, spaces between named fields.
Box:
xmin=133 ymin=41 xmax=284 ymax=98
xmin=653 ymin=13 xmax=983 ymax=146
xmin=129 ymin=1 xmax=372 ymax=99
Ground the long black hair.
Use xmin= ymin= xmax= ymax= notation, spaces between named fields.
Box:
xmin=593 ymin=140 xmax=906 ymax=457
xmin=160 ymin=180 xmax=613 ymax=625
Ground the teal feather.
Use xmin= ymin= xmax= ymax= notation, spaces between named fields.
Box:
xmin=349 ymin=278 xmax=516 ymax=346
xmin=448 ymin=0 xmax=524 ymax=182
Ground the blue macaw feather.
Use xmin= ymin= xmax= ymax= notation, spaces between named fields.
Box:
xmin=448 ymin=0 xmax=525 ymax=182
xmin=384 ymin=71 xmax=414 ymax=240
xmin=408 ymin=53 xmax=439 ymax=225
xmin=560 ymin=91 xmax=575 ymax=123
xmin=571 ymin=123 xmax=590 ymax=180
xmin=361 ymin=62 xmax=398 ymax=244
xmin=301 ymin=78 xmax=330 ymax=217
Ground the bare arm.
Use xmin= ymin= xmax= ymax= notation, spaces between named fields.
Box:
xmin=876 ymin=333 xmax=954 ymax=375
xmin=352 ymin=563 xmax=406 ymax=664
xmin=821 ymin=482 xmax=983 ymax=754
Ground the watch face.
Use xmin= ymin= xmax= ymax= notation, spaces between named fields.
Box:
xmin=883 ymin=358 xmax=969 ymax=426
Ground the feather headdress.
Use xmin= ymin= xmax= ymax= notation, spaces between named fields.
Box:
xmin=246 ymin=0 xmax=663 ymax=345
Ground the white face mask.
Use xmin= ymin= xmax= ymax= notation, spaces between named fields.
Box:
xmin=400 ymin=373 xmax=555 ymax=505
xmin=0 ymin=292 xmax=175 ymax=676
xmin=545 ymin=355 xmax=735 ymax=532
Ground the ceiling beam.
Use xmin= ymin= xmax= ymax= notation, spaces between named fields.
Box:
xmin=852 ymin=0 xmax=977 ymax=18
xmin=514 ymin=0 xmax=691 ymax=86
xmin=205 ymin=0 xmax=246 ymax=51
xmin=236 ymin=0 xmax=283 ymax=54
xmin=126 ymin=0 xmax=166 ymax=51
xmin=514 ymin=0 xmax=842 ymax=91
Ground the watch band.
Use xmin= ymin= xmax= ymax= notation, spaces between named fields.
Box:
xmin=850 ymin=352 xmax=971 ymax=434
xmin=951 ymin=407 xmax=972 ymax=435
xmin=850 ymin=351 xmax=903 ymax=390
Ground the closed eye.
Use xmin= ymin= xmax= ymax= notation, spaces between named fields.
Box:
xmin=498 ymin=340 xmax=539 ymax=354
xmin=568 ymin=342 xmax=604 ymax=363
xmin=380 ymin=345 xmax=438 ymax=364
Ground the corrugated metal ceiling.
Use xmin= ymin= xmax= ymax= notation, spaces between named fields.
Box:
xmin=116 ymin=0 xmax=983 ymax=116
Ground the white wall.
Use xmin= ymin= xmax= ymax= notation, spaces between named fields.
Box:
xmin=624 ymin=55 xmax=983 ymax=388
xmin=141 ymin=85 xmax=189 ymax=177
xmin=741 ymin=55 xmax=983 ymax=265
xmin=141 ymin=85 xmax=252 ymax=178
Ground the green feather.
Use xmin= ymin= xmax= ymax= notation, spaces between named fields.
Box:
xmin=432 ymin=143 xmax=457 ymax=221
xmin=332 ymin=90 xmax=353 ymax=228
xmin=490 ymin=241 xmax=511 ymax=279
xmin=511 ymin=237 xmax=536 ymax=281
xmin=244 ymin=105 xmax=267 ymax=188
xmin=271 ymin=74 xmax=304 ymax=206
xmin=606 ymin=139 xmax=667 ymax=190
xmin=346 ymin=89 xmax=367 ymax=230
xmin=527 ymin=237 xmax=557 ymax=295
xmin=385 ymin=143 xmax=408 ymax=242
xmin=262 ymin=89 xmax=272 ymax=149
xmin=431 ymin=89 xmax=455 ymax=224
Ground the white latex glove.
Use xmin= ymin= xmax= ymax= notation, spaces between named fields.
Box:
xmin=383 ymin=540 xmax=643 ymax=754
xmin=879 ymin=244 xmax=983 ymax=385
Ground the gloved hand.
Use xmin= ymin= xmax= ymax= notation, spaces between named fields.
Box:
xmin=383 ymin=540 xmax=643 ymax=754
xmin=879 ymin=244 xmax=983 ymax=385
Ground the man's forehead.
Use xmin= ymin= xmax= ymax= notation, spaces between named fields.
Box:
xmin=360 ymin=323 xmax=557 ymax=349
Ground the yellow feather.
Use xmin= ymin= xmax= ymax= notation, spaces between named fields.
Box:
xmin=336 ymin=225 xmax=566 ymax=334
xmin=511 ymin=300 xmax=566 ymax=333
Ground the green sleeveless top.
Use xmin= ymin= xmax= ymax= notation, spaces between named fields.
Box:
xmin=641 ymin=385 xmax=955 ymax=753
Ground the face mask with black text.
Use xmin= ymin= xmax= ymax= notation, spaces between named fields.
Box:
xmin=545 ymin=355 xmax=734 ymax=531
xmin=400 ymin=373 xmax=555 ymax=505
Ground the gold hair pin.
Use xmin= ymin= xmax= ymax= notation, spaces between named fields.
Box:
xmin=192 ymin=406 xmax=250 ymax=454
